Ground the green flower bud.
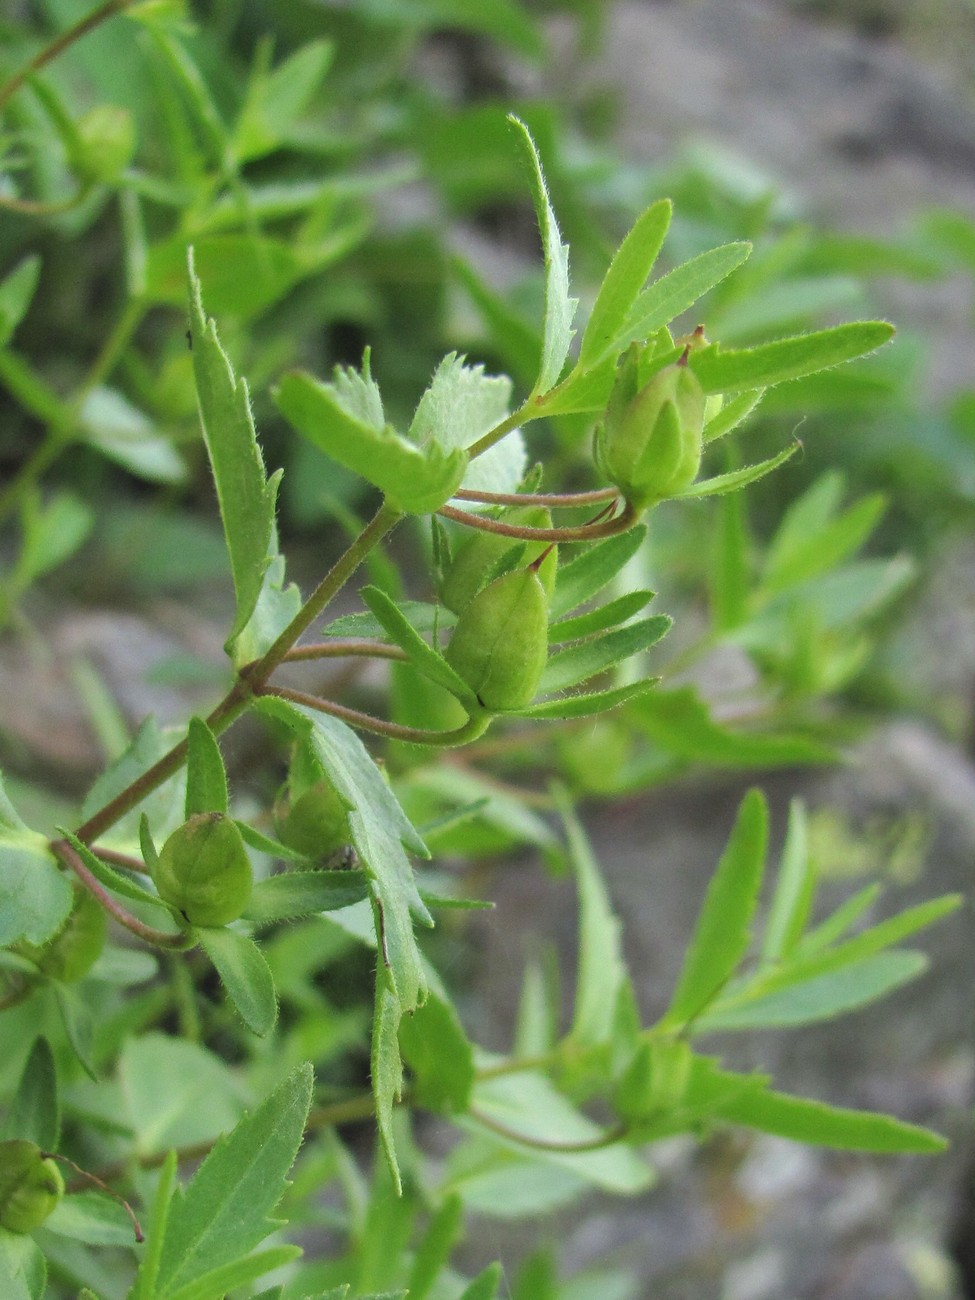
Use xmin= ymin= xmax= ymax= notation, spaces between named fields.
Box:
xmin=274 ymin=779 xmax=350 ymax=863
xmin=153 ymin=813 xmax=252 ymax=927
xmin=0 ymin=1140 xmax=64 ymax=1234
xmin=594 ymin=347 xmax=705 ymax=512
xmin=72 ymin=105 xmax=136 ymax=186
xmin=441 ymin=506 xmax=557 ymax=614
xmin=445 ymin=567 xmax=548 ymax=712
xmin=18 ymin=885 xmax=106 ymax=983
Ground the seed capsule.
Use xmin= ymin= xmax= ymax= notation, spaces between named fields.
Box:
xmin=445 ymin=567 xmax=548 ymax=712
xmin=153 ymin=813 xmax=253 ymax=928
xmin=594 ymin=346 xmax=705 ymax=512
xmin=0 ymin=1140 xmax=64 ymax=1234
xmin=441 ymin=505 xmax=556 ymax=614
xmin=274 ymin=779 xmax=350 ymax=863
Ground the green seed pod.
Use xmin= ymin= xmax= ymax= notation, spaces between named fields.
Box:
xmin=445 ymin=567 xmax=548 ymax=712
xmin=594 ymin=347 xmax=705 ymax=512
xmin=274 ymin=779 xmax=350 ymax=863
xmin=72 ymin=105 xmax=136 ymax=186
xmin=0 ymin=1140 xmax=64 ymax=1234
xmin=18 ymin=885 xmax=106 ymax=983
xmin=153 ymin=813 xmax=252 ymax=927
xmin=441 ymin=506 xmax=556 ymax=614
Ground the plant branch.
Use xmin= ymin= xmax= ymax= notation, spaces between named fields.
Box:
xmin=468 ymin=1105 xmax=629 ymax=1153
xmin=438 ymin=499 xmax=637 ymax=543
xmin=453 ymin=486 xmax=619 ymax=507
xmin=281 ymin=639 xmax=409 ymax=664
xmin=0 ymin=0 xmax=141 ymax=113
xmin=261 ymin=685 xmax=490 ymax=748
xmin=52 ymin=838 xmax=192 ymax=949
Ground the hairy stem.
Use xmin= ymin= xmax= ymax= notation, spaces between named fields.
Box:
xmin=468 ymin=1105 xmax=628 ymax=1153
xmin=53 ymin=839 xmax=192 ymax=949
xmin=262 ymin=685 xmax=491 ymax=748
xmin=453 ymin=486 xmax=619 ymax=507
xmin=281 ymin=639 xmax=409 ymax=664
xmin=438 ymin=499 xmax=637 ymax=543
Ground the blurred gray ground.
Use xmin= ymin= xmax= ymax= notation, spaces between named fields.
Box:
xmin=467 ymin=2 xmax=975 ymax=1296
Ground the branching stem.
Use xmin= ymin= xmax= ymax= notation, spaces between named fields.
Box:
xmin=262 ymin=685 xmax=490 ymax=748
xmin=453 ymin=486 xmax=618 ymax=507
xmin=438 ymin=499 xmax=637 ymax=543
xmin=467 ymin=1105 xmax=628 ymax=1153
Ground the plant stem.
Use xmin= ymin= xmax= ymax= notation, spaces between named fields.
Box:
xmin=467 ymin=1105 xmax=628 ymax=1153
xmin=281 ymin=639 xmax=408 ymax=664
xmin=438 ymin=499 xmax=637 ymax=543
xmin=465 ymin=405 xmax=531 ymax=461
xmin=262 ymin=685 xmax=490 ymax=748
xmin=0 ymin=0 xmax=141 ymax=113
xmin=454 ymin=486 xmax=618 ymax=507
xmin=53 ymin=838 xmax=192 ymax=949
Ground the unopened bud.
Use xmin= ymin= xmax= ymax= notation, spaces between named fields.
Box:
xmin=445 ymin=567 xmax=548 ymax=712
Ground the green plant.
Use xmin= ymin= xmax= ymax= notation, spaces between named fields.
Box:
xmin=0 ymin=5 xmax=963 ymax=1298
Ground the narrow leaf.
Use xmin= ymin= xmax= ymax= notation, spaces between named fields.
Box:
xmin=691 ymin=321 xmax=895 ymax=396
xmin=188 ymin=250 xmax=279 ymax=647
xmin=167 ymin=1246 xmax=302 ymax=1300
xmin=663 ymin=789 xmax=768 ymax=1028
xmin=372 ymin=976 xmax=404 ymax=1195
xmin=550 ymin=526 xmax=647 ymax=620
xmin=538 ymin=616 xmax=671 ymax=694
xmin=717 ymin=1084 xmax=946 ymax=1154
xmin=3 ymin=1037 xmax=59 ymax=1148
xmin=620 ymin=242 xmax=751 ymax=347
xmin=520 ymin=678 xmax=657 ymax=720
xmin=702 ymin=389 xmax=764 ymax=444
xmin=130 ymin=1150 xmax=177 ymax=1300
xmin=185 ymin=717 xmax=229 ymax=817
xmin=406 ymin=1195 xmax=463 ymax=1300
xmin=245 ymin=870 xmax=369 ymax=925
xmin=154 ymin=1064 xmax=313 ymax=1295
xmin=197 ymin=926 xmax=278 ymax=1037
xmin=459 ymin=1264 xmax=504 ymax=1300
xmin=508 ymin=116 xmax=576 ymax=395
xmin=760 ymin=799 xmax=814 ymax=965
xmin=59 ymin=829 xmax=173 ymax=914
xmin=361 ymin=586 xmax=477 ymax=707
xmin=549 ymin=590 xmax=654 ymax=644
xmin=579 ymin=199 xmax=672 ymax=368
xmin=676 ymin=443 xmax=799 ymax=498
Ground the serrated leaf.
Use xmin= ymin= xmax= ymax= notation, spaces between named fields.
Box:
xmin=197 ymin=926 xmax=278 ymax=1037
xmin=245 ymin=870 xmax=369 ymax=925
xmin=188 ymin=251 xmax=279 ymax=647
xmin=256 ymin=698 xmax=429 ymax=1013
xmin=153 ymin=1063 xmax=313 ymax=1296
xmin=167 ymin=1245 xmax=302 ymax=1300
xmin=549 ymin=527 xmax=647 ymax=620
xmin=662 ymin=790 xmax=768 ymax=1029
xmin=2 ymin=1037 xmax=59 ymax=1149
xmin=519 ymin=678 xmax=657 ymax=720
xmin=508 ymin=116 xmax=576 ymax=395
xmin=229 ymin=539 xmax=302 ymax=669
xmin=185 ymin=718 xmax=228 ymax=817
xmin=691 ymin=321 xmax=895 ymax=395
xmin=716 ymin=1084 xmax=946 ymax=1153
xmin=579 ymin=199 xmax=672 ymax=368
xmin=549 ymin=589 xmax=654 ymax=644
xmin=275 ymin=370 xmax=467 ymax=515
xmin=538 ymin=616 xmax=671 ymax=694
xmin=619 ymin=242 xmax=751 ymax=349
xmin=700 ymin=949 xmax=928 ymax=1030
xmin=676 ymin=441 xmax=799 ymax=499
xmin=558 ymin=794 xmax=625 ymax=1048
xmin=361 ymin=586 xmax=477 ymax=707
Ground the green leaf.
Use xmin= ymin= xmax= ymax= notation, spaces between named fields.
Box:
xmin=716 ymin=1084 xmax=946 ymax=1154
xmin=371 ymin=975 xmax=404 ymax=1195
xmin=519 ymin=679 xmax=657 ymax=720
xmin=184 ymin=718 xmax=228 ymax=818
xmin=691 ymin=322 xmax=895 ymax=396
xmin=78 ymin=387 xmax=186 ymax=484
xmin=619 ymin=242 xmax=751 ymax=349
xmin=245 ymin=871 xmax=369 ymax=925
xmin=538 ymin=616 xmax=671 ymax=694
xmin=130 ymin=1150 xmax=177 ymax=1300
xmin=760 ymin=799 xmax=814 ymax=965
xmin=274 ymin=369 xmax=467 ymax=515
xmin=578 ymin=199 xmax=672 ymax=369
xmin=399 ymin=986 xmax=474 ymax=1114
xmin=549 ymin=590 xmax=655 ymax=644
xmin=197 ymin=926 xmax=278 ymax=1037
xmin=2 ymin=1037 xmax=59 ymax=1149
xmin=14 ymin=490 xmax=93 ymax=590
xmin=58 ymin=829 xmax=173 ymax=914
xmin=229 ymin=538 xmax=303 ymax=668
xmin=188 ymin=250 xmax=280 ymax=648
xmin=167 ymin=1246 xmax=303 ymax=1300
xmin=763 ymin=473 xmax=886 ymax=593
xmin=0 ymin=256 xmax=42 ymax=348
xmin=558 ymin=794 xmax=625 ymax=1048
xmin=0 ymin=1229 xmax=46 ymax=1300
xmin=508 ymin=116 xmax=576 ymax=395
xmin=406 ymin=1194 xmax=463 ymax=1300
xmin=153 ymin=1064 xmax=313 ymax=1296
xmin=325 ymin=600 xmax=453 ymax=641
xmin=549 ymin=527 xmax=647 ymax=620
xmin=44 ymin=1190 xmax=138 ymax=1246
xmin=662 ymin=790 xmax=768 ymax=1029
xmin=257 ymin=697 xmax=430 ymax=1014
xmin=798 ymin=884 xmax=880 ymax=956
xmin=234 ymin=39 xmax=333 ymax=161
xmin=676 ymin=442 xmax=799 ymax=499
xmin=0 ymin=774 xmax=72 ymax=946
xmin=702 ymin=389 xmax=764 ymax=444
xmin=459 ymin=1264 xmax=504 ymax=1300
xmin=53 ymin=983 xmax=96 ymax=1079
xmin=361 ymin=586 xmax=477 ymax=708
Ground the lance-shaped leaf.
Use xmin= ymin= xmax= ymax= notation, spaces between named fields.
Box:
xmin=188 ymin=252 xmax=279 ymax=649
xmin=152 ymin=1064 xmax=313 ymax=1296
xmin=197 ymin=927 xmax=278 ymax=1038
xmin=538 ymin=615 xmax=671 ymax=695
xmin=675 ymin=442 xmax=799 ymax=499
xmin=508 ymin=115 xmax=576 ymax=396
xmin=550 ymin=526 xmax=648 ymax=620
xmin=578 ymin=199 xmax=672 ymax=369
xmin=372 ymin=974 xmax=405 ymax=1194
xmin=185 ymin=718 xmax=228 ymax=817
xmin=275 ymin=369 xmax=467 ymax=515
xmin=245 ymin=870 xmax=369 ymax=925
xmin=520 ymin=679 xmax=657 ymax=720
xmin=549 ymin=589 xmax=654 ymax=643
xmin=2 ymin=1038 xmax=59 ymax=1150
xmin=361 ymin=586 xmax=478 ymax=709
xmin=617 ymin=242 xmax=751 ymax=351
xmin=0 ymin=775 xmax=72 ymax=947
xmin=691 ymin=321 xmax=895 ymax=396
xmin=256 ymin=697 xmax=429 ymax=1013
xmin=660 ymin=789 xmax=768 ymax=1029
